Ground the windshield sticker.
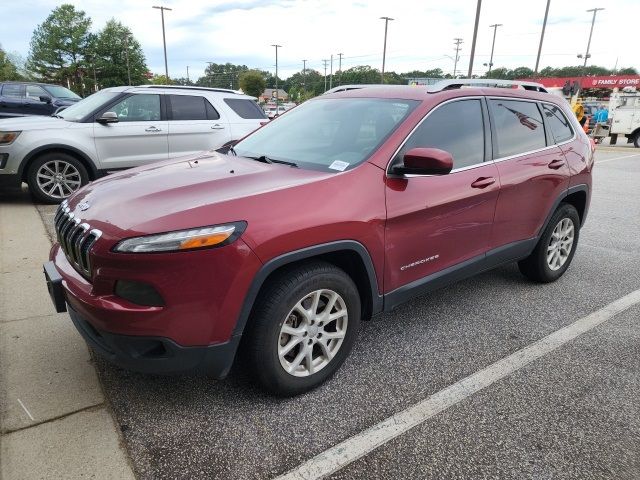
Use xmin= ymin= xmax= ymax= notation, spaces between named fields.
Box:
xmin=329 ymin=160 xmax=349 ymax=171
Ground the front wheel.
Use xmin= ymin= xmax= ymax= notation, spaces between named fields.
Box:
xmin=27 ymin=152 xmax=89 ymax=204
xmin=518 ymin=203 xmax=581 ymax=283
xmin=243 ymin=261 xmax=361 ymax=396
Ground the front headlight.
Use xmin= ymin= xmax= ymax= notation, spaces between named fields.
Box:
xmin=114 ymin=222 xmax=246 ymax=253
xmin=0 ymin=131 xmax=21 ymax=145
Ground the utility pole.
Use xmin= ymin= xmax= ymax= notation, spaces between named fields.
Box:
xmin=380 ymin=16 xmax=394 ymax=83
xmin=580 ymin=8 xmax=605 ymax=73
xmin=302 ymin=59 xmax=307 ymax=92
xmin=322 ymin=59 xmax=329 ymax=92
xmin=206 ymin=61 xmax=214 ymax=87
xmin=467 ymin=0 xmax=482 ymax=78
xmin=487 ymin=23 xmax=502 ymax=74
xmin=534 ymin=0 xmax=551 ymax=75
xmin=123 ymin=34 xmax=131 ymax=85
xmin=186 ymin=65 xmax=190 ymax=84
xmin=152 ymin=5 xmax=172 ymax=82
xmin=329 ymin=54 xmax=333 ymax=90
xmin=337 ymin=53 xmax=343 ymax=85
xmin=453 ymin=38 xmax=463 ymax=78
xmin=271 ymin=44 xmax=282 ymax=105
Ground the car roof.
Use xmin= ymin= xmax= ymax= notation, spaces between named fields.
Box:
xmin=99 ymin=85 xmax=256 ymax=100
xmin=0 ymin=81 xmax=64 ymax=87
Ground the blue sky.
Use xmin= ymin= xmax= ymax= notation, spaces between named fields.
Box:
xmin=1 ymin=0 xmax=637 ymax=81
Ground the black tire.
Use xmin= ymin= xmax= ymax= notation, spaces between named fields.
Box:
xmin=634 ymin=133 xmax=640 ymax=148
xmin=242 ymin=261 xmax=361 ymax=396
xmin=518 ymin=203 xmax=581 ymax=283
xmin=26 ymin=152 xmax=89 ymax=204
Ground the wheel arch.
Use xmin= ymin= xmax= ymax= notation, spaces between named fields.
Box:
xmin=538 ymin=184 xmax=589 ymax=237
xmin=233 ymin=241 xmax=383 ymax=338
xmin=19 ymin=144 xmax=99 ymax=182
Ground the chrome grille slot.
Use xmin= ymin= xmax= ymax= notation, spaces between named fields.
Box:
xmin=54 ymin=201 xmax=102 ymax=279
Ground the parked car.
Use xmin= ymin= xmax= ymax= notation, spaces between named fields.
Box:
xmin=0 ymin=85 xmax=267 ymax=203
xmin=44 ymin=80 xmax=593 ymax=396
xmin=264 ymin=105 xmax=287 ymax=118
xmin=0 ymin=81 xmax=81 ymax=118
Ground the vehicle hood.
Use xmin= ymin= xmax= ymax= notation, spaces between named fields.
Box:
xmin=0 ymin=116 xmax=70 ymax=131
xmin=68 ymin=151 xmax=333 ymax=237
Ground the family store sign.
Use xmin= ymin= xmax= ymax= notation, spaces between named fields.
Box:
xmin=521 ymin=75 xmax=640 ymax=89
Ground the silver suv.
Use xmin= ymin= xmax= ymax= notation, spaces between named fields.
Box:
xmin=0 ymin=85 xmax=267 ymax=203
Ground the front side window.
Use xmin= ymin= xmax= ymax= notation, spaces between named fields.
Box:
xmin=58 ymin=91 xmax=119 ymax=122
xmin=110 ymin=94 xmax=161 ymax=122
xmin=169 ymin=95 xmax=207 ymax=121
xmin=42 ymin=85 xmax=80 ymax=99
xmin=1 ymin=84 xmax=22 ymax=98
xmin=395 ymin=99 xmax=485 ymax=170
xmin=542 ymin=103 xmax=573 ymax=144
xmin=489 ymin=99 xmax=546 ymax=157
xmin=234 ymin=98 xmax=418 ymax=172
xmin=25 ymin=85 xmax=47 ymax=100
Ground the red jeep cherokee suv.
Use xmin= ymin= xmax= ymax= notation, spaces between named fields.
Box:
xmin=44 ymin=81 xmax=593 ymax=396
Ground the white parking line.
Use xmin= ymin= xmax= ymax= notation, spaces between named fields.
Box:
xmin=596 ymin=153 xmax=640 ymax=164
xmin=17 ymin=398 xmax=35 ymax=421
xmin=276 ymin=288 xmax=640 ymax=480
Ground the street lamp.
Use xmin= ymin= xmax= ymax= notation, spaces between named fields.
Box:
xmin=452 ymin=38 xmax=463 ymax=77
xmin=486 ymin=23 xmax=502 ymax=74
xmin=380 ymin=16 xmax=394 ymax=84
xmin=580 ymin=8 xmax=604 ymax=73
xmin=534 ymin=0 xmax=551 ymax=75
xmin=123 ymin=33 xmax=132 ymax=86
xmin=152 ymin=5 xmax=172 ymax=82
xmin=467 ymin=0 xmax=482 ymax=77
xmin=271 ymin=44 xmax=282 ymax=105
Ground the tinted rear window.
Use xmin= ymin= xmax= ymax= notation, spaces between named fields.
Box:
xmin=1 ymin=84 xmax=22 ymax=98
xmin=542 ymin=103 xmax=573 ymax=144
xmin=224 ymin=98 xmax=267 ymax=119
xmin=169 ymin=95 xmax=207 ymax=120
xmin=489 ymin=99 xmax=546 ymax=157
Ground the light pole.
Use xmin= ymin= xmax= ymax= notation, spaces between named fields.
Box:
xmin=486 ymin=23 xmax=502 ymax=74
xmin=186 ymin=65 xmax=190 ymax=84
xmin=329 ymin=54 xmax=333 ymax=90
xmin=123 ymin=33 xmax=131 ymax=85
xmin=322 ymin=59 xmax=329 ymax=92
xmin=271 ymin=44 xmax=282 ymax=105
xmin=580 ymin=8 xmax=604 ymax=73
xmin=302 ymin=59 xmax=307 ymax=92
xmin=380 ymin=16 xmax=394 ymax=83
xmin=534 ymin=0 xmax=551 ymax=75
xmin=467 ymin=0 xmax=482 ymax=78
xmin=337 ymin=52 xmax=343 ymax=85
xmin=152 ymin=5 xmax=172 ymax=82
xmin=453 ymin=38 xmax=463 ymax=77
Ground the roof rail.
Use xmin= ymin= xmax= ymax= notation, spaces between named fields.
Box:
xmin=138 ymin=85 xmax=240 ymax=94
xmin=427 ymin=79 xmax=548 ymax=93
xmin=322 ymin=84 xmax=384 ymax=95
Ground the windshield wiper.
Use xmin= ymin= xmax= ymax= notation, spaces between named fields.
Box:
xmin=246 ymin=155 xmax=298 ymax=168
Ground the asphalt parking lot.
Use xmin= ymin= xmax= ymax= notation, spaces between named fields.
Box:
xmin=33 ymin=147 xmax=640 ymax=479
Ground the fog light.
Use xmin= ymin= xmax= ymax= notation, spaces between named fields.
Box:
xmin=115 ymin=280 xmax=164 ymax=307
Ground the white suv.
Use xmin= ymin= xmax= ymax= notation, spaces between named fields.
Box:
xmin=0 ymin=85 xmax=267 ymax=203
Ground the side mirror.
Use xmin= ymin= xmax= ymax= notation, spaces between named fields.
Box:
xmin=96 ymin=111 xmax=119 ymax=124
xmin=39 ymin=95 xmax=52 ymax=104
xmin=392 ymin=148 xmax=454 ymax=176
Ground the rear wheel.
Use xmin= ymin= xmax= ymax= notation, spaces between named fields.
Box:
xmin=243 ymin=261 xmax=361 ymax=396
xmin=27 ymin=152 xmax=89 ymax=204
xmin=634 ymin=133 xmax=640 ymax=148
xmin=518 ymin=203 xmax=580 ymax=283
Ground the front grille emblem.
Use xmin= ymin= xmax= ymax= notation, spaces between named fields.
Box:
xmin=78 ymin=201 xmax=91 ymax=211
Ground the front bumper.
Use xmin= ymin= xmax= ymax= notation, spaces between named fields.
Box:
xmin=68 ymin=302 xmax=240 ymax=377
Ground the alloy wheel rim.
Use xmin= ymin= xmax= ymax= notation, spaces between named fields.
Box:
xmin=36 ymin=160 xmax=81 ymax=199
xmin=547 ymin=217 xmax=575 ymax=271
xmin=278 ymin=289 xmax=348 ymax=377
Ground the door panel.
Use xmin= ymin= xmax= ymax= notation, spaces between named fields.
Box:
xmin=167 ymin=95 xmax=229 ymax=157
xmin=93 ymin=94 xmax=168 ymax=169
xmin=385 ymin=163 xmax=500 ymax=292
xmin=0 ymin=84 xmax=25 ymax=116
xmin=23 ymin=85 xmax=53 ymax=116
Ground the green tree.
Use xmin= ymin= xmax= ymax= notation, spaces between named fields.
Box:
xmin=285 ymin=69 xmax=324 ymax=96
xmin=150 ymin=74 xmax=172 ymax=85
xmin=27 ymin=4 xmax=92 ymax=94
xmin=197 ymin=62 xmax=249 ymax=90
xmin=91 ymin=19 xmax=148 ymax=89
xmin=340 ymin=66 xmax=381 ymax=85
xmin=617 ymin=67 xmax=638 ymax=75
xmin=239 ymin=70 xmax=266 ymax=98
xmin=0 ymin=45 xmax=22 ymax=81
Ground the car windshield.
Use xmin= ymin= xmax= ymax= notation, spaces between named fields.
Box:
xmin=42 ymin=85 xmax=81 ymax=99
xmin=57 ymin=91 xmax=119 ymax=121
xmin=234 ymin=97 xmax=418 ymax=171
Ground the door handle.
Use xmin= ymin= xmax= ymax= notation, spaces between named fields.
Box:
xmin=145 ymin=126 xmax=161 ymax=132
xmin=548 ymin=159 xmax=565 ymax=170
xmin=471 ymin=177 xmax=496 ymax=189
xmin=211 ymin=124 xmax=225 ymax=130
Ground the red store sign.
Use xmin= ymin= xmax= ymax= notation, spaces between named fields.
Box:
xmin=520 ymin=75 xmax=640 ymax=89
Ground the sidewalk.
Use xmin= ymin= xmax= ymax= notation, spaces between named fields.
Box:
xmin=0 ymin=195 xmax=135 ymax=479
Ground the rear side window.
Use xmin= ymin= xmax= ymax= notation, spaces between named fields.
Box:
xmin=397 ymin=99 xmax=485 ymax=170
xmin=542 ymin=103 xmax=573 ymax=144
xmin=1 ymin=84 xmax=23 ymax=98
xmin=224 ymin=98 xmax=267 ymax=119
xmin=489 ymin=99 xmax=546 ymax=157
xmin=169 ymin=95 xmax=207 ymax=120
